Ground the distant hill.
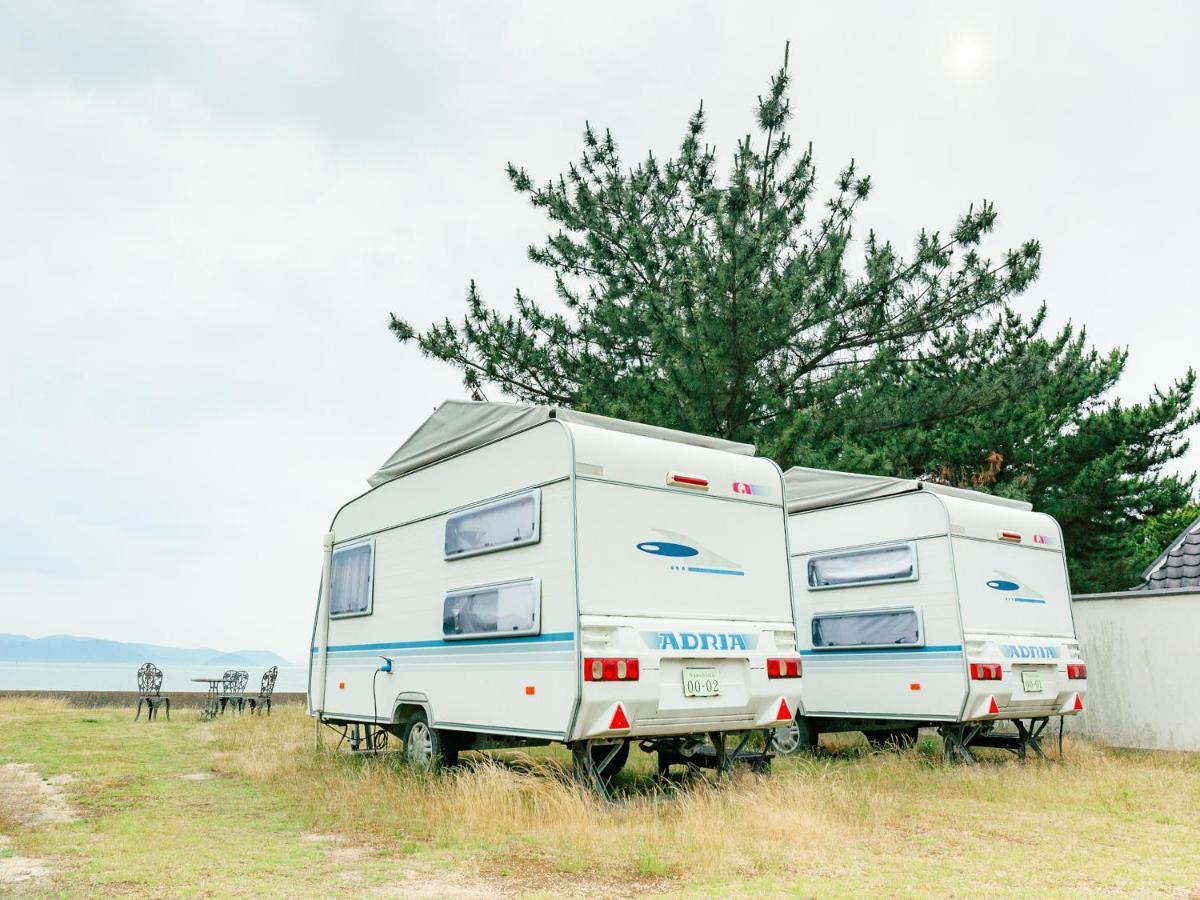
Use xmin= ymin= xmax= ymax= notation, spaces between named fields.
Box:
xmin=0 ymin=634 xmax=293 ymax=667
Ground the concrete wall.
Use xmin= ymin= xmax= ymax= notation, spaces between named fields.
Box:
xmin=1070 ymin=589 xmax=1200 ymax=751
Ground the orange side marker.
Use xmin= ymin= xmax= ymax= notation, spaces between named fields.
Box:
xmin=909 ymin=683 xmax=921 ymax=691
xmin=525 ymin=685 xmax=536 ymax=696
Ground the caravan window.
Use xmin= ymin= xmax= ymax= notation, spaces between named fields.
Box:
xmin=807 ymin=542 xmax=917 ymax=589
xmin=330 ymin=542 xmax=373 ymax=618
xmin=444 ymin=490 xmax=541 ymax=560
xmin=812 ymin=608 xmax=921 ymax=649
xmin=442 ymin=578 xmax=541 ymax=640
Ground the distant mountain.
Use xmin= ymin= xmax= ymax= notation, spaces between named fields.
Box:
xmin=0 ymin=634 xmax=293 ymax=667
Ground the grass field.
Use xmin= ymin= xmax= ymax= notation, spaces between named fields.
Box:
xmin=2 ymin=698 xmax=1199 ymax=897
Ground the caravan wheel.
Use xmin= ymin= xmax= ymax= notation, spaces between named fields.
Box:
xmin=773 ymin=716 xmax=819 ymax=756
xmin=402 ymin=712 xmax=458 ymax=770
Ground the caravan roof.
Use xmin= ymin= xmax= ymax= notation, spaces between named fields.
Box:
xmin=368 ymin=400 xmax=756 ymax=487
xmin=783 ymin=466 xmax=1033 ymax=514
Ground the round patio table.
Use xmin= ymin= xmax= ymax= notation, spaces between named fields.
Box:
xmin=191 ymin=677 xmax=224 ymax=721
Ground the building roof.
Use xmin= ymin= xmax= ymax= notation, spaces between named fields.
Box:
xmin=782 ymin=466 xmax=1033 ymax=515
xmin=367 ymin=400 xmax=756 ymax=487
xmin=1135 ymin=515 xmax=1200 ymax=591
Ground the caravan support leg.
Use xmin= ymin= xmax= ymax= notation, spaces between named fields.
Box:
xmin=940 ymin=724 xmax=982 ymax=763
xmin=1013 ymin=718 xmax=1049 ymax=762
xmin=571 ymin=740 xmax=626 ymax=803
xmin=708 ymin=731 xmax=770 ymax=777
xmin=942 ymin=719 xmax=1052 ymax=763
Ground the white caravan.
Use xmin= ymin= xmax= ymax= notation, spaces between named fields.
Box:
xmin=778 ymin=467 xmax=1088 ymax=761
xmin=308 ymin=401 xmax=801 ymax=792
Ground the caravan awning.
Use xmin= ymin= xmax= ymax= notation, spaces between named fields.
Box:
xmin=368 ymin=400 xmax=756 ymax=487
xmin=782 ymin=466 xmax=1032 ymax=514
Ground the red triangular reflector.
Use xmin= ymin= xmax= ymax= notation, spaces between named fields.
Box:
xmin=776 ymin=698 xmax=792 ymax=721
xmin=1073 ymin=693 xmax=1083 ymax=711
xmin=988 ymin=696 xmax=999 ymax=715
xmin=609 ymin=704 xmax=630 ymax=730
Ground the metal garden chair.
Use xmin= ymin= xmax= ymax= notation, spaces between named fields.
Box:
xmin=216 ymin=669 xmax=249 ymax=714
xmin=134 ymin=663 xmax=171 ymax=721
xmin=245 ymin=666 xmax=278 ymax=715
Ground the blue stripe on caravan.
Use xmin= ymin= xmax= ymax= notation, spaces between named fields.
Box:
xmin=313 ymin=631 xmax=576 ymax=654
xmin=799 ymin=644 xmax=963 ymax=657
xmin=686 ymin=567 xmax=745 ymax=576
xmin=1012 ymin=597 xmax=1047 ymax=604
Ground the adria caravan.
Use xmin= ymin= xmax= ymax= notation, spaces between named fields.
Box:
xmin=779 ymin=467 xmax=1087 ymax=761
xmin=308 ymin=401 xmax=801 ymax=793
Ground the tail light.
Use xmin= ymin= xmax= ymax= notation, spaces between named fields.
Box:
xmin=667 ymin=472 xmax=709 ymax=490
xmin=583 ymin=658 xmax=640 ymax=682
xmin=970 ymin=662 xmax=1002 ymax=681
xmin=1067 ymin=663 xmax=1087 ymax=680
xmin=766 ymin=658 xmax=802 ymax=678
xmin=997 ymin=530 xmax=1022 ymax=542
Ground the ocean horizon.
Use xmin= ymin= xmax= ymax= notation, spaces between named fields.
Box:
xmin=0 ymin=661 xmax=308 ymax=693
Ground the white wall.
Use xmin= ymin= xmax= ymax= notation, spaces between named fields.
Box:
xmin=1070 ymin=590 xmax=1200 ymax=751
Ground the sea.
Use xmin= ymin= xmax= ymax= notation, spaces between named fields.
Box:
xmin=0 ymin=661 xmax=309 ymax=694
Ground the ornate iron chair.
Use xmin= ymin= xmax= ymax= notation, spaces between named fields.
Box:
xmin=134 ymin=663 xmax=170 ymax=721
xmin=216 ymin=669 xmax=249 ymax=714
xmin=245 ymin=666 xmax=278 ymax=715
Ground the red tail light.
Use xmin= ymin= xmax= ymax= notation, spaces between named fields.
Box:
xmin=998 ymin=530 xmax=1022 ymax=542
xmin=970 ymin=662 xmax=1002 ymax=681
xmin=767 ymin=657 xmax=802 ymax=679
xmin=667 ymin=472 xmax=709 ymax=490
xmin=1067 ymin=663 xmax=1087 ymax=680
xmin=583 ymin=658 xmax=640 ymax=682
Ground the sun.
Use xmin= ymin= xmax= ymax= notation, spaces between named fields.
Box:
xmin=951 ymin=39 xmax=985 ymax=75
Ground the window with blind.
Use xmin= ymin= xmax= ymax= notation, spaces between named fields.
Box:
xmin=330 ymin=541 xmax=373 ymax=618
xmin=807 ymin=542 xmax=917 ymax=590
xmin=444 ymin=490 xmax=541 ymax=560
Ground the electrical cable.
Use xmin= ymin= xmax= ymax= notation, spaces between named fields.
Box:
xmin=372 ymin=666 xmax=380 ymax=752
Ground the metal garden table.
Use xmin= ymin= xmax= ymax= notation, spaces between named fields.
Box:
xmin=191 ymin=677 xmax=223 ymax=721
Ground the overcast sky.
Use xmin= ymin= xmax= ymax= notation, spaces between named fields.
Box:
xmin=2 ymin=1 xmax=1197 ymax=660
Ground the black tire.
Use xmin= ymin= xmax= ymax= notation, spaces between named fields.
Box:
xmin=402 ymin=711 xmax=458 ymax=770
xmin=773 ymin=715 xmax=820 ymax=756
xmin=590 ymin=740 xmax=630 ymax=780
xmin=867 ymin=727 xmax=920 ymax=750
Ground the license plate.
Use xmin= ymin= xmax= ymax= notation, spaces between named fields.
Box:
xmin=1021 ymin=670 xmax=1043 ymax=692
xmin=683 ymin=666 xmax=720 ymax=697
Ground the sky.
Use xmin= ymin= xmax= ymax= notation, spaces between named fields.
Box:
xmin=2 ymin=1 xmax=1197 ymax=661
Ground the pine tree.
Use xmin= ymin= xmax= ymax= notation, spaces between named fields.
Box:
xmin=390 ymin=47 xmax=1197 ymax=592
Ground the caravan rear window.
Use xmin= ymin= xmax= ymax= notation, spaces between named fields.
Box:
xmin=812 ymin=608 xmax=921 ymax=649
xmin=330 ymin=542 xmax=373 ymax=618
xmin=444 ymin=490 xmax=541 ymax=560
xmin=807 ymin=542 xmax=917 ymax=589
xmin=442 ymin=578 xmax=541 ymax=640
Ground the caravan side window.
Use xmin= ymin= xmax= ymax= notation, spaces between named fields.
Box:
xmin=330 ymin=541 xmax=373 ymax=618
xmin=807 ymin=542 xmax=917 ymax=589
xmin=812 ymin=608 xmax=921 ymax=649
xmin=442 ymin=578 xmax=541 ymax=640
xmin=444 ymin=490 xmax=541 ymax=560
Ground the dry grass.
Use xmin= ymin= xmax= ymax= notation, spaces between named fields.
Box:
xmin=3 ymin=697 xmax=1200 ymax=896
xmin=208 ymin=706 xmax=1200 ymax=894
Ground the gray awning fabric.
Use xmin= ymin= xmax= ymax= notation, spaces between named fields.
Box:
xmin=783 ymin=466 xmax=1032 ymax=514
xmin=368 ymin=400 xmax=756 ymax=487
